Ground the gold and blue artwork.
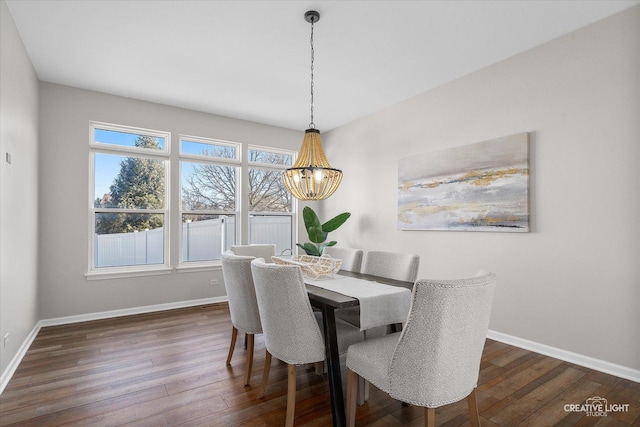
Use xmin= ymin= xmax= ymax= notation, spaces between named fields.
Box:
xmin=398 ymin=133 xmax=529 ymax=232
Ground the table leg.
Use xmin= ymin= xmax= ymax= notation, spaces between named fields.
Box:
xmin=320 ymin=305 xmax=346 ymax=427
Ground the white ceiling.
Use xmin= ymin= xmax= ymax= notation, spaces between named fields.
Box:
xmin=6 ymin=0 xmax=639 ymax=131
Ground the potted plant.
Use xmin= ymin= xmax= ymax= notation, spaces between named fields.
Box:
xmin=296 ymin=206 xmax=351 ymax=257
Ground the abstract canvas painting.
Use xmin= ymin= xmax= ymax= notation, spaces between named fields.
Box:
xmin=398 ymin=133 xmax=529 ymax=232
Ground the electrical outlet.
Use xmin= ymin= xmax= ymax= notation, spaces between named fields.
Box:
xmin=209 ymin=279 xmax=219 ymax=286
xmin=3 ymin=333 xmax=9 ymax=347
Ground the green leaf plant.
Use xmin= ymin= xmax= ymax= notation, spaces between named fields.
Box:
xmin=296 ymin=206 xmax=351 ymax=257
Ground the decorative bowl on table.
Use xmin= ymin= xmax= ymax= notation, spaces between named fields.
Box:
xmin=271 ymin=254 xmax=342 ymax=279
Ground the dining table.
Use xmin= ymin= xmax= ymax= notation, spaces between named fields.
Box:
xmin=304 ymin=270 xmax=413 ymax=427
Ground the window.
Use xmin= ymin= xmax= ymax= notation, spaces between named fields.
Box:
xmin=89 ymin=122 xmax=170 ymax=273
xmin=248 ymin=146 xmax=294 ymax=255
xmin=89 ymin=123 xmax=296 ymax=276
xmin=180 ymin=136 xmax=240 ymax=264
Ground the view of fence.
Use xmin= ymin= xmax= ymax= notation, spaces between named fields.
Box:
xmin=95 ymin=215 xmax=293 ymax=268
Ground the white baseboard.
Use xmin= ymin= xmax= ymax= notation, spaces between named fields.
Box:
xmin=0 ymin=296 xmax=228 ymax=395
xmin=0 ymin=322 xmax=40 ymax=395
xmin=487 ymin=330 xmax=640 ymax=383
xmin=38 ymin=296 xmax=228 ymax=327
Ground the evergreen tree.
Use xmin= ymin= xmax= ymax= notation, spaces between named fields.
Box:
xmin=96 ymin=136 xmax=165 ymax=234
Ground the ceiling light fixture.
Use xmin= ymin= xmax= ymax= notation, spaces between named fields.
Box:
xmin=282 ymin=10 xmax=343 ymax=201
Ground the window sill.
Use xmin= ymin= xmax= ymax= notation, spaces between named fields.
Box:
xmin=85 ymin=267 xmax=173 ymax=281
xmin=175 ymin=262 xmax=222 ymax=274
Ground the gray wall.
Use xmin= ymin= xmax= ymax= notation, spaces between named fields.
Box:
xmin=321 ymin=6 xmax=640 ymax=370
xmin=37 ymin=83 xmax=302 ymax=319
xmin=0 ymin=0 xmax=40 ymax=376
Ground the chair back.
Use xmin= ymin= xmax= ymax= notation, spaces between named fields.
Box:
xmin=362 ymin=251 xmax=420 ymax=282
xmin=221 ymin=251 xmax=262 ymax=334
xmin=230 ymin=244 xmax=276 ymax=262
xmin=389 ymin=272 xmax=496 ymax=407
xmin=323 ymin=247 xmax=363 ymax=273
xmin=250 ymin=258 xmax=325 ymax=364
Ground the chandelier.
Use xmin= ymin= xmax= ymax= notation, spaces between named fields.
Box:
xmin=282 ymin=10 xmax=343 ymax=201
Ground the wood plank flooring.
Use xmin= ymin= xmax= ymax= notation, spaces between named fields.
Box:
xmin=0 ymin=303 xmax=638 ymax=426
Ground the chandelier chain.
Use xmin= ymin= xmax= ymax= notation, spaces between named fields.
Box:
xmin=309 ymin=19 xmax=315 ymax=129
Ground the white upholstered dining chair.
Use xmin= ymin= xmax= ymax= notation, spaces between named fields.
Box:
xmin=322 ymin=246 xmax=364 ymax=273
xmin=250 ymin=258 xmax=364 ymax=427
xmin=220 ymin=251 xmax=262 ymax=386
xmin=230 ymin=243 xmax=276 ymax=262
xmin=361 ymin=250 xmax=420 ymax=283
xmin=345 ymin=271 xmax=497 ymax=427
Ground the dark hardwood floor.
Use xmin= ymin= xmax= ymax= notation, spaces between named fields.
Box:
xmin=0 ymin=303 xmax=638 ymax=426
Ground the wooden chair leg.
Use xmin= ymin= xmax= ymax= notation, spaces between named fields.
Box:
xmin=285 ymin=364 xmax=297 ymax=427
xmin=257 ymin=350 xmax=271 ymax=399
xmin=244 ymin=333 xmax=255 ymax=385
xmin=226 ymin=326 xmax=238 ymax=366
xmin=424 ymin=407 xmax=435 ymax=427
xmin=467 ymin=388 xmax=481 ymax=427
xmin=346 ymin=368 xmax=359 ymax=427
xmin=314 ymin=361 xmax=324 ymax=375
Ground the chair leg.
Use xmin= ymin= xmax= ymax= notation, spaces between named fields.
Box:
xmin=467 ymin=388 xmax=481 ymax=427
xmin=346 ymin=368 xmax=359 ymax=427
xmin=424 ymin=407 xmax=435 ymax=427
xmin=226 ymin=326 xmax=238 ymax=366
xmin=244 ymin=333 xmax=255 ymax=385
xmin=356 ymin=377 xmax=370 ymax=405
xmin=285 ymin=364 xmax=297 ymax=427
xmin=257 ymin=350 xmax=272 ymax=399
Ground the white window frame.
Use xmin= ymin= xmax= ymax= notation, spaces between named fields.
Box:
xmin=87 ymin=121 xmax=171 ymax=278
xmin=179 ymin=135 xmax=242 ymax=268
xmin=86 ymin=124 xmax=297 ymax=278
xmin=247 ymin=144 xmax=297 ymax=252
